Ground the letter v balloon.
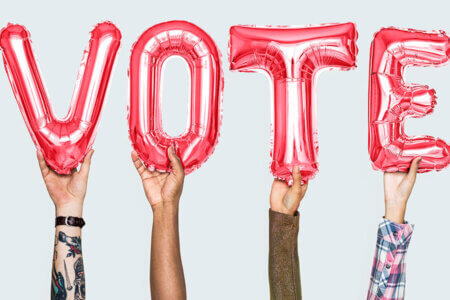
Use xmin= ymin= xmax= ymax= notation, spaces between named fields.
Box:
xmin=0 ymin=22 xmax=121 ymax=174
xmin=129 ymin=21 xmax=223 ymax=174
xmin=229 ymin=23 xmax=358 ymax=184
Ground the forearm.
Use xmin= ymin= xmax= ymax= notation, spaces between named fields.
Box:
xmin=268 ymin=209 xmax=302 ymax=300
xmin=51 ymin=204 xmax=85 ymax=300
xmin=150 ymin=203 xmax=186 ymax=300
xmin=367 ymin=219 xmax=414 ymax=300
xmin=52 ymin=224 xmax=85 ymax=300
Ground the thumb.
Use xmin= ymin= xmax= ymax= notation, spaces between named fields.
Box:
xmin=406 ymin=157 xmax=422 ymax=183
xmin=79 ymin=149 xmax=94 ymax=178
xmin=168 ymin=146 xmax=184 ymax=177
xmin=291 ymin=166 xmax=302 ymax=192
xmin=36 ymin=150 xmax=50 ymax=178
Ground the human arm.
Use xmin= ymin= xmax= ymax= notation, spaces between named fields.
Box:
xmin=37 ymin=149 xmax=93 ymax=300
xmin=268 ymin=167 xmax=308 ymax=300
xmin=131 ymin=146 xmax=186 ymax=300
xmin=367 ymin=157 xmax=421 ymax=300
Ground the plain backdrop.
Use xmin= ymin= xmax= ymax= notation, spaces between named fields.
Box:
xmin=0 ymin=0 xmax=448 ymax=299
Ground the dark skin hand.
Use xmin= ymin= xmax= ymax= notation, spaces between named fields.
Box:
xmin=270 ymin=166 xmax=308 ymax=215
xmin=131 ymin=147 xmax=184 ymax=209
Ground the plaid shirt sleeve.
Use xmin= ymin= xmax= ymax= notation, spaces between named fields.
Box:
xmin=367 ymin=218 xmax=414 ymax=300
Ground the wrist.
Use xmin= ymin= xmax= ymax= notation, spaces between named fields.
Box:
xmin=385 ymin=203 xmax=406 ymax=224
xmin=270 ymin=205 xmax=296 ymax=216
xmin=152 ymin=201 xmax=179 ymax=217
xmin=55 ymin=203 xmax=83 ymax=218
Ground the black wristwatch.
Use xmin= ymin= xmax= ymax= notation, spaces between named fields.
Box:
xmin=55 ymin=216 xmax=86 ymax=228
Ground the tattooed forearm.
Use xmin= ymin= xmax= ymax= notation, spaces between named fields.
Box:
xmin=51 ymin=230 xmax=85 ymax=300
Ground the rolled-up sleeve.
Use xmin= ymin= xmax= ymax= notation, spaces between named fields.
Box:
xmin=367 ymin=218 xmax=414 ymax=300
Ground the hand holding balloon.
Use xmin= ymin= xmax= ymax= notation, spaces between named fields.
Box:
xmin=270 ymin=166 xmax=308 ymax=215
xmin=37 ymin=149 xmax=94 ymax=217
xmin=384 ymin=157 xmax=422 ymax=224
xmin=131 ymin=146 xmax=185 ymax=212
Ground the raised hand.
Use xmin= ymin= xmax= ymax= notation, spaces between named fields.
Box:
xmin=37 ymin=149 xmax=94 ymax=217
xmin=131 ymin=146 xmax=185 ymax=210
xmin=384 ymin=157 xmax=422 ymax=224
xmin=270 ymin=166 xmax=308 ymax=215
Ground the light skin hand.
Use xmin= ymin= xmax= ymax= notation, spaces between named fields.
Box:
xmin=270 ymin=166 xmax=308 ymax=215
xmin=37 ymin=149 xmax=94 ymax=217
xmin=131 ymin=146 xmax=185 ymax=211
xmin=384 ymin=157 xmax=422 ymax=224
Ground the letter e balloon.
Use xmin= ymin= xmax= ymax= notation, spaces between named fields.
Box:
xmin=369 ymin=28 xmax=450 ymax=173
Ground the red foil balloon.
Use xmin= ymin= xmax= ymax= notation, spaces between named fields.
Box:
xmin=229 ymin=23 xmax=358 ymax=183
xmin=369 ymin=28 xmax=450 ymax=173
xmin=0 ymin=22 xmax=121 ymax=174
xmin=129 ymin=21 xmax=223 ymax=174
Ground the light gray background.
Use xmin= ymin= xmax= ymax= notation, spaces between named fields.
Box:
xmin=0 ymin=0 xmax=448 ymax=299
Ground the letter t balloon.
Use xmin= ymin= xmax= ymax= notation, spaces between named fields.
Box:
xmin=229 ymin=23 xmax=358 ymax=184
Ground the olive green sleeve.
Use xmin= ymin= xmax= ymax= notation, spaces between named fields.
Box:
xmin=268 ymin=209 xmax=302 ymax=300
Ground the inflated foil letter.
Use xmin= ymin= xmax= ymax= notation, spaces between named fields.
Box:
xmin=229 ymin=23 xmax=357 ymax=183
xmin=129 ymin=21 xmax=223 ymax=174
xmin=369 ymin=28 xmax=450 ymax=172
xmin=0 ymin=22 xmax=121 ymax=174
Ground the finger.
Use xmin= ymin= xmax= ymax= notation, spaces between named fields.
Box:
xmin=406 ymin=157 xmax=422 ymax=183
xmin=36 ymin=150 xmax=50 ymax=178
xmin=301 ymin=181 xmax=309 ymax=194
xmin=273 ymin=178 xmax=288 ymax=186
xmin=79 ymin=150 xmax=94 ymax=177
xmin=168 ymin=146 xmax=184 ymax=177
xmin=291 ymin=166 xmax=302 ymax=193
xmin=131 ymin=151 xmax=147 ymax=176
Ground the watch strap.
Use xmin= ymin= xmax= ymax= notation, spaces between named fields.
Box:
xmin=55 ymin=216 xmax=85 ymax=228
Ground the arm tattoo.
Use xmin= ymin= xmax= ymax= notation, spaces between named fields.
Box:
xmin=51 ymin=265 xmax=67 ymax=300
xmin=74 ymin=257 xmax=86 ymax=300
xmin=64 ymin=260 xmax=73 ymax=291
xmin=58 ymin=231 xmax=82 ymax=258
xmin=52 ymin=231 xmax=84 ymax=300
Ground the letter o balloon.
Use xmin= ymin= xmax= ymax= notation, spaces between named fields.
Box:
xmin=129 ymin=20 xmax=223 ymax=174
